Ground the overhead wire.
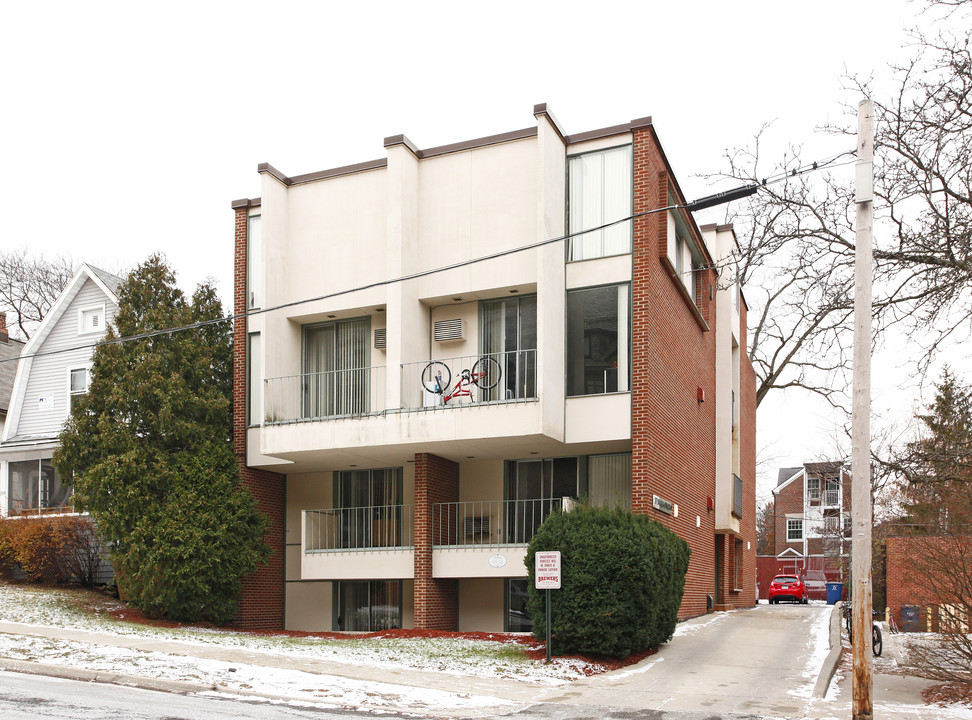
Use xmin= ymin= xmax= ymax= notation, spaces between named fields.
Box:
xmin=0 ymin=148 xmax=858 ymax=367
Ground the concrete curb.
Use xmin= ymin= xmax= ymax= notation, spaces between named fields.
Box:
xmin=812 ymin=603 xmax=843 ymax=698
xmin=0 ymin=657 xmax=216 ymax=696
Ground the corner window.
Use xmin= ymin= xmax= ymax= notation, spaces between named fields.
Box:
xmin=566 ymin=284 xmax=630 ymax=396
xmin=247 ymin=214 xmax=262 ymax=310
xmin=786 ymin=518 xmax=803 ymax=542
xmin=78 ymin=305 xmax=106 ymax=335
xmin=567 ymin=145 xmax=632 ymax=261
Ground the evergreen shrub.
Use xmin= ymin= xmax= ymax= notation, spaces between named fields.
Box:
xmin=525 ymin=504 xmax=689 ymax=658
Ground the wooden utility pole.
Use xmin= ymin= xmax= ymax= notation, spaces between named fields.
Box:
xmin=852 ymin=98 xmax=875 ymax=720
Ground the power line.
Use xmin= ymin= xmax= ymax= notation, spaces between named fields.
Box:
xmin=1 ymin=148 xmax=856 ymax=367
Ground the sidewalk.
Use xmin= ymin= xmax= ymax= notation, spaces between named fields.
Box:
xmin=1 ymin=608 xmax=969 ymax=719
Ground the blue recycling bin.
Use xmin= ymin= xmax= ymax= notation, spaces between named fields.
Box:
xmin=826 ymin=582 xmax=844 ymax=605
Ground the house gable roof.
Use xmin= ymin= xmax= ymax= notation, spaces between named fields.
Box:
xmin=773 ymin=466 xmax=805 ymax=495
xmin=0 ymin=337 xmax=25 ymax=415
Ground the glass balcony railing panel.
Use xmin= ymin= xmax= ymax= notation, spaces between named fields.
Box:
xmin=303 ymin=505 xmax=413 ymax=552
xmin=432 ymin=498 xmax=566 ymax=549
xmin=400 ymin=349 xmax=537 ymax=411
xmin=265 ymin=366 xmax=386 ymax=424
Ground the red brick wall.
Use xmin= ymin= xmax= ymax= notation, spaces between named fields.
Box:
xmin=631 ymin=124 xmax=719 ymax=619
xmin=233 ymin=204 xmax=286 ymax=631
xmin=886 ymin=534 xmax=970 ymax=631
xmin=738 ymin=300 xmax=758 ymax=606
xmin=413 ymin=452 xmax=459 ymax=629
xmin=774 ymin=476 xmax=804 ymax=555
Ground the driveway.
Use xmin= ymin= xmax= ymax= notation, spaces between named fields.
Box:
xmin=540 ymin=603 xmax=831 ymax=717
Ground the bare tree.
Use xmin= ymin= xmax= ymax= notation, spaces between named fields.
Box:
xmin=710 ymin=1 xmax=971 ymax=408
xmin=0 ymin=249 xmax=76 ymax=340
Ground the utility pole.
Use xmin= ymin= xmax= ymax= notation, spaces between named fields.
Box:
xmin=852 ymin=98 xmax=874 ymax=720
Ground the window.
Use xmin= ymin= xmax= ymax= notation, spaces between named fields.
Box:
xmin=7 ymin=459 xmax=71 ymax=514
xmin=506 ymin=578 xmax=532 ymax=632
xmin=303 ymin=317 xmax=370 ymax=418
xmin=334 ymin=468 xmax=403 ymax=549
xmin=567 ymin=145 xmax=633 ymax=261
xmin=78 ymin=306 xmax=106 ymax=335
xmin=825 ymin=478 xmax=840 ymax=506
xmin=733 ymin=538 xmax=744 ymax=590
xmin=587 ymin=453 xmax=631 ymax=510
xmin=247 ymin=333 xmax=261 ymax=426
xmin=566 ymin=284 xmax=630 ymax=396
xmin=786 ymin=518 xmax=803 ymax=542
xmin=247 ymin=214 xmax=262 ymax=309
xmin=666 ymin=211 xmax=701 ymax=303
xmin=67 ymin=366 xmax=90 ymax=413
xmin=507 ymin=457 xmax=578 ymax=543
xmin=334 ymin=580 xmax=401 ymax=631
xmin=807 ymin=477 xmax=820 ymax=503
xmin=480 ymin=295 xmax=537 ymax=401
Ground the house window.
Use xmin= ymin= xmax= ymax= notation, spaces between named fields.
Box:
xmin=733 ymin=538 xmax=744 ymax=590
xmin=247 ymin=332 xmax=261 ymax=426
xmin=333 ymin=468 xmax=403 ymax=549
xmin=78 ymin=306 xmax=106 ymax=335
xmin=7 ymin=459 xmax=71 ymax=514
xmin=567 ymin=145 xmax=633 ymax=261
xmin=566 ymin=284 xmax=630 ymax=396
xmin=807 ymin=477 xmax=820 ymax=503
xmin=67 ymin=366 xmax=90 ymax=413
xmin=587 ymin=453 xmax=631 ymax=510
xmin=480 ymin=295 xmax=537 ymax=401
xmin=334 ymin=580 xmax=401 ymax=631
xmin=786 ymin=518 xmax=803 ymax=542
xmin=825 ymin=478 xmax=840 ymax=506
xmin=247 ymin=214 xmax=262 ymax=310
xmin=666 ymin=211 xmax=701 ymax=304
xmin=507 ymin=457 xmax=578 ymax=543
xmin=302 ymin=317 xmax=370 ymax=418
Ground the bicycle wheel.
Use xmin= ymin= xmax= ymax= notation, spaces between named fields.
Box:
xmin=471 ymin=356 xmax=501 ymax=390
xmin=421 ymin=361 xmax=451 ymax=395
xmin=872 ymin=624 xmax=883 ymax=657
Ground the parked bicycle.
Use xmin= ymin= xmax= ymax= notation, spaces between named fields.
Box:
xmin=842 ymin=601 xmax=883 ymax=657
xmin=422 ymin=357 xmax=501 ymax=404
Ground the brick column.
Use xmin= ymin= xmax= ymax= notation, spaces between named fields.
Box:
xmin=413 ymin=452 xmax=459 ymax=629
xmin=232 ymin=202 xmax=286 ymax=631
xmin=630 ymin=121 xmax=718 ymax=620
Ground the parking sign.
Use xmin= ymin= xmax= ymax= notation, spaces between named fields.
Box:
xmin=535 ymin=551 xmax=561 ymax=589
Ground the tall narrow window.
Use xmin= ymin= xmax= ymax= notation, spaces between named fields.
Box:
xmin=247 ymin=214 xmax=262 ymax=309
xmin=588 ymin=453 xmax=632 ymax=509
xmin=566 ymin=284 xmax=630 ymax=396
xmin=334 ymin=468 xmax=403 ymax=549
xmin=480 ymin=295 xmax=537 ymax=401
xmin=506 ymin=458 xmax=578 ymax=543
xmin=567 ymin=145 xmax=633 ymax=261
xmin=247 ymin=333 xmax=262 ymax=426
xmin=303 ymin=317 xmax=370 ymax=418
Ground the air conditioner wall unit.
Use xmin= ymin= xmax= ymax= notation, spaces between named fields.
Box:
xmin=433 ymin=318 xmax=464 ymax=342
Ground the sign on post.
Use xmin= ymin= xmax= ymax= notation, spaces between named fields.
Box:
xmin=535 ymin=551 xmax=561 ymax=589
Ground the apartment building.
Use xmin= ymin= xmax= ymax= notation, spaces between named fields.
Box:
xmin=231 ymin=104 xmax=757 ymax=632
xmin=772 ymin=461 xmax=852 ymax=557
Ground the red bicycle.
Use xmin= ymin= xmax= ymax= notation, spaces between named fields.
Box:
xmin=422 ymin=357 xmax=501 ymax=404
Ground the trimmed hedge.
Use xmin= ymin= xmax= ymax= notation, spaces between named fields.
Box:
xmin=525 ymin=504 xmax=690 ymax=658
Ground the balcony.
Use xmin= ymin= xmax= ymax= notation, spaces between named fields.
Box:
xmin=265 ymin=366 xmax=386 ymax=425
xmin=432 ymin=498 xmax=568 ymax=548
xmin=400 ymin=349 xmax=538 ymax=412
xmin=304 ymin=504 xmax=413 ymax=552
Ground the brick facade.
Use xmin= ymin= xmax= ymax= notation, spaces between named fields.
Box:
xmin=738 ymin=300 xmax=758 ymax=607
xmin=886 ymin=534 xmax=970 ymax=631
xmin=413 ymin=453 xmax=459 ymax=629
xmin=233 ymin=204 xmax=286 ymax=631
xmin=631 ymin=122 xmax=720 ymax=619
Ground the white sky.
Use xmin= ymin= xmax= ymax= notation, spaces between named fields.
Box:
xmin=2 ymin=0 xmax=941 ymax=500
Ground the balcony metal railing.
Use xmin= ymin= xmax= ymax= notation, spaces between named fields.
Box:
xmin=400 ymin=349 xmax=538 ymax=411
xmin=304 ymin=505 xmax=413 ymax=552
xmin=265 ymin=366 xmax=386 ymax=424
xmin=824 ymin=489 xmax=840 ymax=507
xmin=432 ymin=497 xmax=568 ymax=548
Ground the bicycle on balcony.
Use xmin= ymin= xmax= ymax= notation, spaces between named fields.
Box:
xmin=421 ymin=357 xmax=501 ymax=404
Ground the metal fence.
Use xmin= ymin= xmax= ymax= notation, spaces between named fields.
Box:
xmin=265 ymin=366 xmax=386 ymax=424
xmin=304 ymin=505 xmax=413 ymax=552
xmin=432 ymin=498 xmax=565 ymax=548
xmin=400 ymin=349 xmax=538 ymax=411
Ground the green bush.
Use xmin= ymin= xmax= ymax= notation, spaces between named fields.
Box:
xmin=525 ymin=504 xmax=690 ymax=658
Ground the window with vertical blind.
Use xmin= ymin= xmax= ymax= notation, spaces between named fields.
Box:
xmin=302 ymin=317 xmax=369 ymax=418
xmin=567 ymin=145 xmax=633 ymax=261
xmin=480 ymin=295 xmax=537 ymax=401
xmin=587 ymin=453 xmax=632 ymax=510
xmin=247 ymin=214 xmax=262 ymax=310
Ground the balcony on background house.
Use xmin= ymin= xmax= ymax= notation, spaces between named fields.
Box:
xmin=400 ymin=349 xmax=538 ymax=412
xmin=264 ymin=366 xmax=387 ymax=425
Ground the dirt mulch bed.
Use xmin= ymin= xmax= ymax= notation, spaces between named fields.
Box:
xmin=923 ymin=682 xmax=972 ymax=708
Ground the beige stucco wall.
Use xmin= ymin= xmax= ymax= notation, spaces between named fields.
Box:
xmin=286 ymin=581 xmax=332 ymax=631
xmin=458 ymin=578 xmax=506 ymax=632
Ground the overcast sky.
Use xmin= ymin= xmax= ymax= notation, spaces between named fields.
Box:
xmin=2 ymin=0 xmax=944 ymax=500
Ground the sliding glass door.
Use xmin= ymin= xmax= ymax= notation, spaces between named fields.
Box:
xmin=480 ymin=295 xmax=537 ymax=401
xmin=303 ymin=317 xmax=369 ymax=418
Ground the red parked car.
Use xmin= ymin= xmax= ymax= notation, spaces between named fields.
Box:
xmin=768 ymin=575 xmax=809 ymax=604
